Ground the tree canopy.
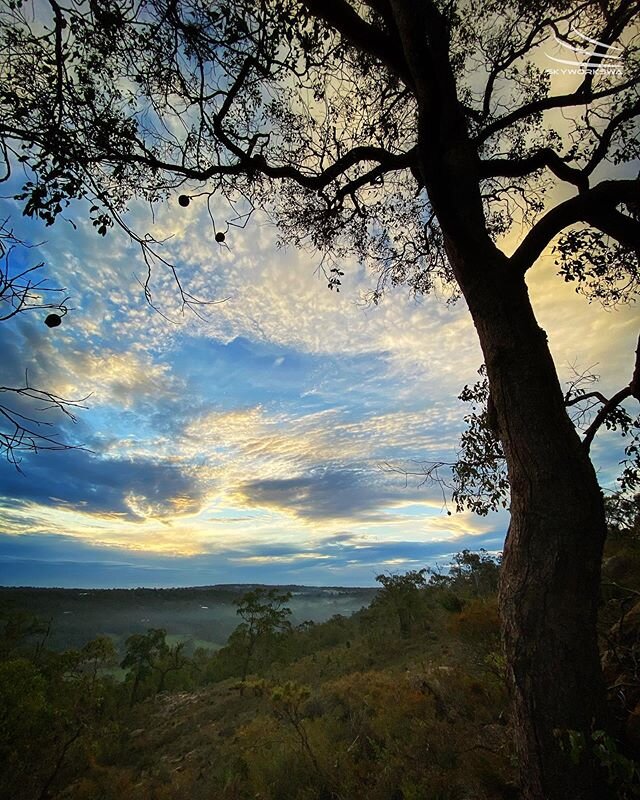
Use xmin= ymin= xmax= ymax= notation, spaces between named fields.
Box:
xmin=1 ymin=0 xmax=638 ymax=487
xmin=233 ymin=588 xmax=292 ymax=681
xmin=1 ymin=0 xmax=637 ymax=289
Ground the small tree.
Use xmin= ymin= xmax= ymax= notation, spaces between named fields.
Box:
xmin=605 ymin=493 xmax=640 ymax=539
xmin=120 ymin=628 xmax=166 ymax=706
xmin=269 ymin=681 xmax=324 ymax=778
xmin=154 ymin=639 xmax=189 ymax=693
xmin=78 ymin=635 xmax=117 ymax=686
xmin=446 ymin=549 xmax=501 ymax=599
xmin=233 ymin=588 xmax=292 ymax=682
xmin=374 ymin=569 xmax=428 ymax=637
xmin=0 ymin=607 xmax=50 ymax=659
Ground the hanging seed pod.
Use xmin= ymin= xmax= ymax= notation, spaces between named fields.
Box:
xmin=44 ymin=313 xmax=62 ymax=328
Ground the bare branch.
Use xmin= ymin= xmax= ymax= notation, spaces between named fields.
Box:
xmin=0 ymin=220 xmax=68 ymax=321
xmin=0 ymin=225 xmax=85 ymax=469
xmin=583 ymin=333 xmax=640 ymax=451
xmin=475 ymin=78 xmax=639 ymax=147
xmin=564 ymin=391 xmax=608 ymax=408
xmin=0 ymin=375 xmax=91 ymax=472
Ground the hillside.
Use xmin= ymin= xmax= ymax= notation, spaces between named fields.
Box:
xmin=1 ymin=537 xmax=639 ymax=800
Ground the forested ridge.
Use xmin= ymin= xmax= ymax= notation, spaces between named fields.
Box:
xmin=2 ymin=507 xmax=639 ymax=800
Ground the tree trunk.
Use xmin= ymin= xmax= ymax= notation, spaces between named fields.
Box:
xmin=460 ymin=256 xmax=610 ymax=799
xmin=388 ymin=6 xmax=609 ymax=793
xmin=130 ymin=669 xmax=141 ymax=708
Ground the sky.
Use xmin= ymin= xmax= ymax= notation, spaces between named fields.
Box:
xmin=0 ymin=32 xmax=638 ymax=589
xmin=0 ymin=185 xmax=636 ymax=589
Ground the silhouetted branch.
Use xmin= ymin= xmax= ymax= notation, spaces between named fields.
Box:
xmin=480 ymin=148 xmax=588 ymax=190
xmin=301 ymin=0 xmax=409 ymax=83
xmin=0 ymin=220 xmax=68 ymax=320
xmin=0 ymin=377 xmax=90 ymax=472
xmin=510 ymin=180 xmax=640 ymax=274
xmin=475 ymin=77 xmax=639 ymax=147
xmin=583 ymin=333 xmax=640 ymax=451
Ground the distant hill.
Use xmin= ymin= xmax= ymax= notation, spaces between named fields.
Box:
xmin=0 ymin=585 xmax=378 ymax=652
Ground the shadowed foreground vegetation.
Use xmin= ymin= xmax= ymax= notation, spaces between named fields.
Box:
xmin=1 ymin=514 xmax=639 ymax=800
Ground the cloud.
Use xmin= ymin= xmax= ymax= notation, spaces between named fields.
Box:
xmin=233 ymin=468 xmax=431 ymax=522
xmin=0 ymin=448 xmax=207 ymax=521
xmin=1 ymin=145 xmax=635 ymax=588
xmin=0 ymin=528 xmax=506 ymax=588
xmin=53 ymin=350 xmax=182 ymax=410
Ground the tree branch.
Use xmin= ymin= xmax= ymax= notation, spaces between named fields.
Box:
xmin=481 ymin=12 xmax=559 ymax=119
xmin=566 ymin=0 xmax=640 ymax=99
xmin=127 ymin=132 xmax=417 ymax=198
xmin=582 ymin=101 xmax=640 ymax=179
xmin=47 ymin=0 xmax=66 ymax=126
xmin=0 ymin=376 xmax=90 ymax=471
xmin=479 ymin=148 xmax=588 ymax=190
xmin=510 ymin=179 xmax=640 ymax=274
xmin=564 ymin=390 xmax=608 ymax=408
xmin=300 ymin=0 xmax=409 ymax=83
xmin=583 ymin=333 xmax=640 ymax=451
xmin=475 ymin=78 xmax=639 ymax=147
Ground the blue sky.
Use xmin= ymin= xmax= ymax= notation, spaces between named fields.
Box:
xmin=0 ymin=168 xmax=637 ymax=587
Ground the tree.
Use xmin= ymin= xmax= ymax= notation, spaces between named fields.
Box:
xmin=77 ymin=635 xmax=117 ymax=685
xmin=0 ymin=638 xmax=119 ymax=800
xmin=374 ymin=569 xmax=428 ymax=637
xmin=0 ymin=606 xmax=50 ymax=658
xmin=1 ymin=1 xmax=639 ymax=796
xmin=444 ymin=549 xmax=500 ymax=599
xmin=120 ymin=627 xmax=167 ymax=705
xmin=120 ymin=626 xmax=190 ymax=698
xmin=606 ymin=492 xmax=640 ymax=539
xmin=153 ymin=638 xmax=189 ymax=693
xmin=233 ymin=588 xmax=292 ymax=682
xmin=268 ymin=681 xmax=324 ymax=779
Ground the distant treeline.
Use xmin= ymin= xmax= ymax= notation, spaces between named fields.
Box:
xmin=0 ymin=584 xmax=378 ymax=652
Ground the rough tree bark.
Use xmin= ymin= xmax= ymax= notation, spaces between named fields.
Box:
xmin=389 ymin=2 xmax=612 ymax=794
xmin=472 ymin=264 xmax=609 ymax=799
xmin=439 ymin=188 xmax=609 ymax=798
xmin=446 ymin=205 xmax=609 ymax=800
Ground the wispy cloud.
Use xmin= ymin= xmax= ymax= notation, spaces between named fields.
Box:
xmin=1 ymin=449 xmax=207 ymax=522
xmin=0 ymin=528 xmax=506 ymax=588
